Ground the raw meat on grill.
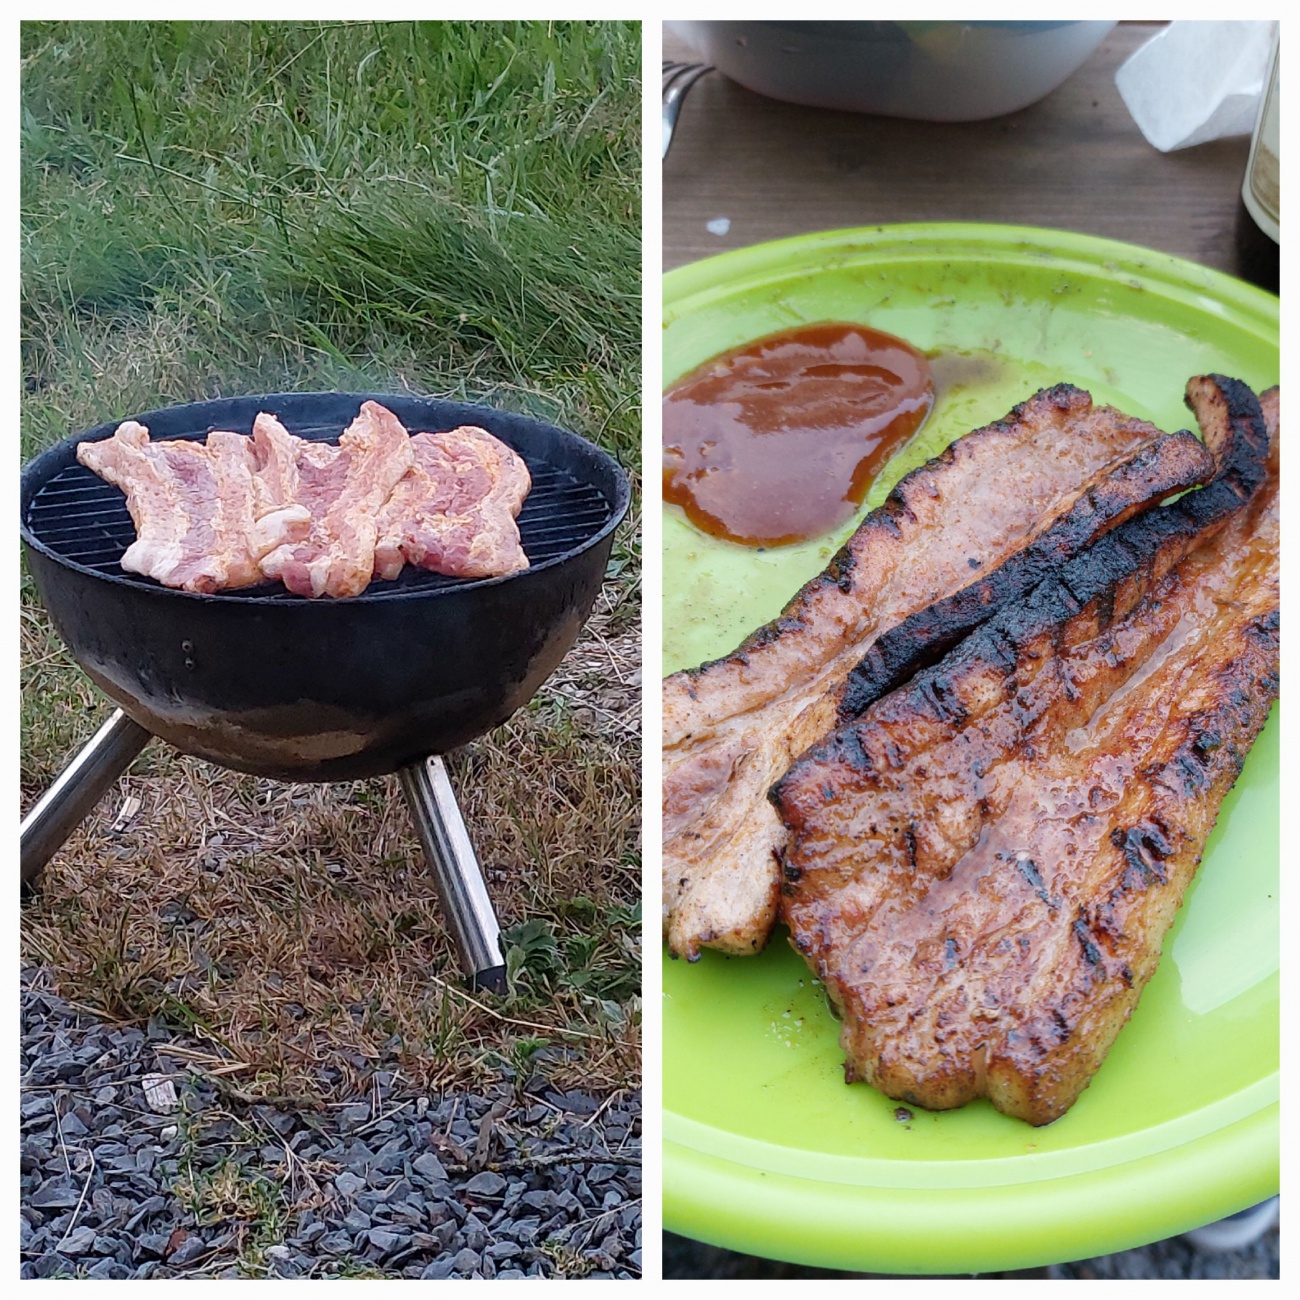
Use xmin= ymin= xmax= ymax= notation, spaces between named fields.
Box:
xmin=662 ymin=386 xmax=1217 ymax=960
xmin=257 ymin=401 xmax=415 ymax=599
xmin=773 ymin=376 xmax=1277 ymax=1125
xmin=75 ymin=421 xmax=310 ymax=593
xmin=77 ymin=400 xmax=538 ymax=599
xmin=374 ymin=426 xmax=531 ymax=580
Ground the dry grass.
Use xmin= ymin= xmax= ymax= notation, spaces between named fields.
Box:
xmin=21 ymin=587 xmax=641 ymax=1105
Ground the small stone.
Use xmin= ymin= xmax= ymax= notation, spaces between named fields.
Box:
xmin=509 ymin=1217 xmax=541 ymax=1244
xmin=124 ymin=1197 xmax=168 ymax=1231
xmin=421 ymin=1258 xmax=457 ymax=1280
xmin=59 ymin=1111 xmax=89 ymax=1138
xmin=334 ymin=1171 xmax=365 ymax=1197
xmin=135 ymin=1233 xmax=172 ymax=1262
xmin=411 ymin=1152 xmax=447 ymax=1182
xmin=59 ymin=1225 xmax=98 ymax=1254
xmin=20 ymin=1093 xmax=54 ymax=1120
xmin=257 ymin=1108 xmax=297 ymax=1137
xmin=87 ymin=1259 xmax=131 ymax=1280
xmin=140 ymin=1074 xmax=179 ymax=1113
xmin=29 ymin=1186 xmax=81 ymax=1209
xmin=367 ymin=1228 xmax=403 ymax=1256
xmin=169 ymin=1236 xmax=209 ymax=1266
xmin=486 ymin=1240 xmax=520 ymax=1261
xmin=451 ymin=1247 xmax=480 ymax=1275
xmin=464 ymin=1171 xmax=506 ymax=1198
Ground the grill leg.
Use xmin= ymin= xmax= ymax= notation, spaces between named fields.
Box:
xmin=21 ymin=709 xmax=152 ymax=888
xmin=398 ymin=756 xmax=506 ymax=994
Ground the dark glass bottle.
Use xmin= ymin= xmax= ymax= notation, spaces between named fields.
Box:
xmin=1235 ymin=32 xmax=1279 ymax=294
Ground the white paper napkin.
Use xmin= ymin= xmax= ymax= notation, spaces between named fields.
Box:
xmin=1115 ymin=20 xmax=1275 ymax=152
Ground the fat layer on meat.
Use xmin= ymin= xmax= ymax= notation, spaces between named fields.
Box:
xmin=76 ymin=421 xmax=309 ymax=593
xmin=662 ymin=386 xmax=1216 ymax=960
xmin=373 ymin=426 xmax=530 ymax=580
xmin=774 ymin=377 xmax=1277 ymax=1125
xmin=258 ymin=401 xmax=414 ymax=598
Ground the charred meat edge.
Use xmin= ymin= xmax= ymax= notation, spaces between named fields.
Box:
xmin=777 ymin=375 xmax=1270 ymax=802
xmin=835 ymin=429 xmax=1213 ymax=721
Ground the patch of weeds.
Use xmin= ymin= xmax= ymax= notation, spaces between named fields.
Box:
xmin=170 ymin=1110 xmax=288 ymax=1276
xmin=327 ymin=1258 xmax=388 ymax=1279
xmin=557 ymin=897 xmax=640 ymax=1003
xmin=502 ymin=917 xmax=562 ymax=995
xmin=541 ymin=1239 xmax=597 ymax=1278
xmin=499 ymin=1033 xmax=552 ymax=1083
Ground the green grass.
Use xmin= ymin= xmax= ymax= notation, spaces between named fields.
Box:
xmin=21 ymin=20 xmax=640 ymax=462
xmin=21 ymin=20 xmax=641 ymax=1106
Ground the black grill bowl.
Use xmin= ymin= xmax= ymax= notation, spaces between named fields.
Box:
xmin=21 ymin=393 xmax=630 ymax=782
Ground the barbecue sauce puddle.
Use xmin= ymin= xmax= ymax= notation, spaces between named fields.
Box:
xmin=663 ymin=323 xmax=939 ymax=548
xmin=661 ymin=338 xmax=1017 ymax=675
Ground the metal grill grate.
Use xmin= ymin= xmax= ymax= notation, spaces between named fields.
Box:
xmin=24 ymin=422 xmax=616 ymax=600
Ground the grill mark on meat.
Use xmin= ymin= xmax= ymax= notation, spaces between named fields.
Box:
xmin=1110 ymin=822 xmax=1173 ymax=888
xmin=1013 ymin=855 xmax=1056 ymax=909
xmin=1073 ymin=915 xmax=1103 ymax=972
xmin=773 ymin=376 xmax=1276 ymax=1125
xmin=663 ymin=387 xmax=1218 ymax=959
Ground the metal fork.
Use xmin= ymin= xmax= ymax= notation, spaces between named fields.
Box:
xmin=662 ymin=60 xmax=713 ymax=160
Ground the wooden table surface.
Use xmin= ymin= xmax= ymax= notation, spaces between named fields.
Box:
xmin=663 ymin=23 xmax=1251 ymax=276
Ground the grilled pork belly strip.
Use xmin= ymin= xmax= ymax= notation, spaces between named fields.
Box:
xmin=774 ymin=376 xmax=1276 ymax=1125
xmin=663 ymin=385 xmax=1216 ymax=960
xmin=374 ymin=427 xmax=531 ymax=581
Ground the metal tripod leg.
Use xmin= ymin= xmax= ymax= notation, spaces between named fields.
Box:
xmin=21 ymin=709 xmax=152 ymax=887
xmin=398 ymin=755 xmax=506 ymax=994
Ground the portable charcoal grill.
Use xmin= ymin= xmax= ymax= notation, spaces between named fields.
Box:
xmin=20 ymin=393 xmax=631 ymax=992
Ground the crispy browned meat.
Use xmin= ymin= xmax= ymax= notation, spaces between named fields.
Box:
xmin=774 ymin=376 xmax=1277 ymax=1125
xmin=662 ymin=386 xmax=1215 ymax=960
xmin=373 ymin=427 xmax=531 ymax=581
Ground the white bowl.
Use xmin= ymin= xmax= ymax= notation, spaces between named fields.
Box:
xmin=671 ymin=20 xmax=1116 ymax=122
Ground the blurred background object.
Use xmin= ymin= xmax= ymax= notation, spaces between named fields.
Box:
xmin=668 ymin=21 xmax=1114 ymax=121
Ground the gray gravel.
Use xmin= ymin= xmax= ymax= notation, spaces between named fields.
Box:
xmin=665 ymin=1221 xmax=1280 ymax=1280
xmin=20 ymin=968 xmax=640 ymax=1279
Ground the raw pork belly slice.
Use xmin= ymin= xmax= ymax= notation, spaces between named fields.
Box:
xmin=662 ymin=386 xmax=1216 ymax=961
xmin=75 ymin=421 xmax=308 ymax=593
xmin=374 ymin=426 xmax=531 ymax=581
xmin=773 ymin=377 xmax=1277 ymax=1125
xmin=257 ymin=401 xmax=414 ymax=598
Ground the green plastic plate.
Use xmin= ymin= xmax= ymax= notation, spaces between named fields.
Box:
xmin=662 ymin=225 xmax=1279 ymax=1274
